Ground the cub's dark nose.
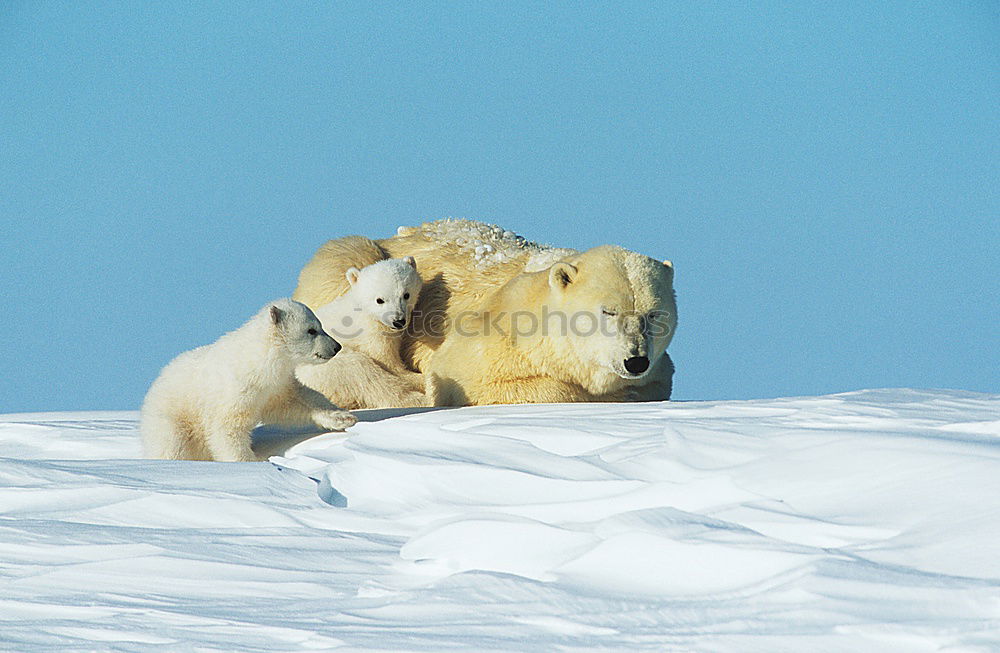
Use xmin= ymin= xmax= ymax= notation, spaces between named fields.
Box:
xmin=331 ymin=340 xmax=342 ymax=354
xmin=624 ymin=356 xmax=649 ymax=375
xmin=392 ymin=318 xmax=406 ymax=329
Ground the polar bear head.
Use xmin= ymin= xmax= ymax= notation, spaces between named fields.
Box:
xmin=544 ymin=246 xmax=676 ymax=383
xmin=266 ymin=299 xmax=341 ymax=365
xmin=345 ymin=257 xmax=422 ymax=331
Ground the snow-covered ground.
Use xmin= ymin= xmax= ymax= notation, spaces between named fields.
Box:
xmin=2 ymin=389 xmax=999 ymax=651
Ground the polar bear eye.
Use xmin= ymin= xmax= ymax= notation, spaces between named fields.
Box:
xmin=376 ymin=298 xmax=385 ymax=305
xmin=601 ymin=307 xmax=618 ymax=317
xmin=403 ymin=293 xmax=410 ymax=300
xmin=307 ymin=328 xmax=318 ymax=336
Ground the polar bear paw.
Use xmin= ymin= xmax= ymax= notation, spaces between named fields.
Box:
xmin=314 ymin=409 xmax=358 ymax=432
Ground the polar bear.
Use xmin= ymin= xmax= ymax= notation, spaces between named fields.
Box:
xmin=296 ymin=257 xmax=427 ymax=409
xmin=293 ymin=221 xmax=583 ymax=371
xmin=141 ymin=299 xmax=358 ymax=462
xmin=293 ymin=219 xmax=677 ymax=406
xmin=427 ymin=245 xmax=676 ymax=405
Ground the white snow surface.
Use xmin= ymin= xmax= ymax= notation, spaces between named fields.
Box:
xmin=2 ymin=389 xmax=999 ymax=651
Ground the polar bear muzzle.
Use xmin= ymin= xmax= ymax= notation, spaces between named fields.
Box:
xmin=314 ymin=336 xmax=341 ymax=361
xmin=623 ymin=356 xmax=650 ymax=376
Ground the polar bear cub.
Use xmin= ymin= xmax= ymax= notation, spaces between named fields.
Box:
xmin=297 ymin=257 xmax=427 ymax=409
xmin=141 ymin=299 xmax=358 ymax=462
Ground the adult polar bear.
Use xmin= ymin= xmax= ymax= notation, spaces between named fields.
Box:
xmin=293 ymin=219 xmax=676 ymax=405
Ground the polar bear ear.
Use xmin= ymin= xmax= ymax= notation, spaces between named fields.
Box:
xmin=345 ymin=267 xmax=361 ymax=286
xmin=549 ymin=262 xmax=578 ymax=290
xmin=403 ymin=256 xmax=416 ymax=270
xmin=662 ymin=260 xmax=674 ymax=280
xmin=269 ymin=305 xmax=285 ymax=325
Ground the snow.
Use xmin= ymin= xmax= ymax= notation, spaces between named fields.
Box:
xmin=2 ymin=389 xmax=999 ymax=651
xmin=413 ymin=218 xmax=577 ymax=271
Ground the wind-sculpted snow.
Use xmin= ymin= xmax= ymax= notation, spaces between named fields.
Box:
xmin=1 ymin=390 xmax=999 ymax=651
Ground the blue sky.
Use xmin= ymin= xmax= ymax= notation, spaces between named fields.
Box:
xmin=2 ymin=2 xmax=997 ymax=412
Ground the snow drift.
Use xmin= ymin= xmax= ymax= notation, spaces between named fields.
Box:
xmin=2 ymin=389 xmax=998 ymax=651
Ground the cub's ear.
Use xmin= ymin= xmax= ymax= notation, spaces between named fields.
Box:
xmin=549 ymin=262 xmax=578 ymax=290
xmin=403 ymin=256 xmax=416 ymax=270
xmin=269 ymin=305 xmax=285 ymax=325
xmin=662 ymin=259 xmax=674 ymax=280
xmin=345 ymin=267 xmax=361 ymax=286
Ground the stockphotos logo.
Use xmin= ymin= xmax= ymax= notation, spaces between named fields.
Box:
xmin=325 ymin=307 xmax=673 ymax=340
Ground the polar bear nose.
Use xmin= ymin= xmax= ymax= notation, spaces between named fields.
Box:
xmin=624 ymin=356 xmax=649 ymax=375
xmin=392 ymin=318 xmax=406 ymax=330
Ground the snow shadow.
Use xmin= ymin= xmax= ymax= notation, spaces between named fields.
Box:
xmin=252 ymin=406 xmax=446 ymax=459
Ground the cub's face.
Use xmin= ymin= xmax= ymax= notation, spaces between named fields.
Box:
xmin=270 ymin=301 xmax=341 ymax=365
xmin=345 ymin=257 xmax=422 ymax=331
xmin=548 ymin=249 xmax=676 ymax=381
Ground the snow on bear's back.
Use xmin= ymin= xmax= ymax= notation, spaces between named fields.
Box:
xmin=405 ymin=219 xmax=578 ymax=272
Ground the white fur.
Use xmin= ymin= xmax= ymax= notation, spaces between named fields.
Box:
xmin=297 ymin=258 xmax=427 ymax=409
xmin=141 ymin=299 xmax=357 ymax=462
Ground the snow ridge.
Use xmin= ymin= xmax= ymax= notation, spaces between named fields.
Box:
xmin=2 ymin=389 xmax=999 ymax=651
